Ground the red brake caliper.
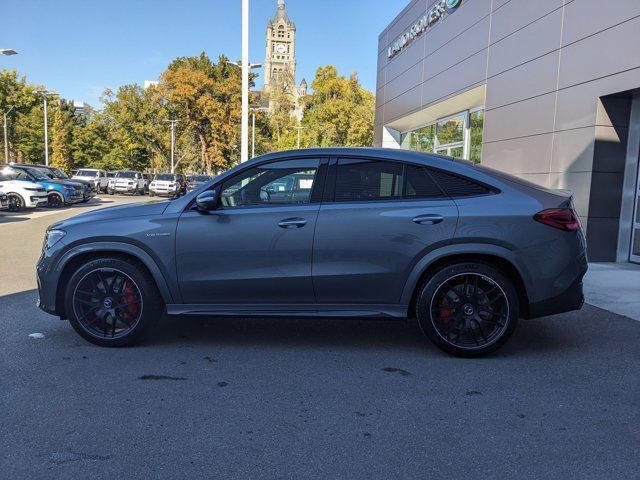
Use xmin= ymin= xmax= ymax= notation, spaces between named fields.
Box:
xmin=122 ymin=281 xmax=139 ymax=323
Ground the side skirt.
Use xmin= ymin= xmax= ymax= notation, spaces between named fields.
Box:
xmin=166 ymin=303 xmax=409 ymax=320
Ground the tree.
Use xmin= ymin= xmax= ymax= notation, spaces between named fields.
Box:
xmin=162 ymin=53 xmax=245 ymax=173
xmin=265 ymin=69 xmax=296 ymax=147
xmin=0 ymin=69 xmax=41 ymax=162
xmin=300 ymin=66 xmax=375 ymax=148
xmin=51 ymin=100 xmax=74 ymax=172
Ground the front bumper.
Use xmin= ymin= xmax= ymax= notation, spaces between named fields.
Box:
xmin=113 ymin=184 xmax=138 ymax=193
xmin=26 ymin=193 xmax=48 ymax=208
xmin=150 ymin=188 xmax=177 ymax=197
xmin=63 ymin=191 xmax=84 ymax=204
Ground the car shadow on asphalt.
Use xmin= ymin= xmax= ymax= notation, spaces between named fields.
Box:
xmin=0 ymin=215 xmax=29 ymax=223
xmin=147 ymin=309 xmax=594 ymax=358
xmin=5 ymin=289 xmax=634 ymax=358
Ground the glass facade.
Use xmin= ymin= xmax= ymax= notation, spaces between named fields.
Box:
xmin=400 ymin=109 xmax=484 ymax=164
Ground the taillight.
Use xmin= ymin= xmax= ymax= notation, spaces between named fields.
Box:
xmin=534 ymin=208 xmax=581 ymax=232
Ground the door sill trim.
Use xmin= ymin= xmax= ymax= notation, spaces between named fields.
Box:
xmin=166 ymin=303 xmax=408 ymax=319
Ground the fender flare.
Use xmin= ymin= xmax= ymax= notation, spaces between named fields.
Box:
xmin=399 ymin=242 xmax=532 ymax=305
xmin=55 ymin=241 xmax=176 ymax=304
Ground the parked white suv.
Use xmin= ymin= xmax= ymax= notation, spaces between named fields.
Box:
xmin=109 ymin=171 xmax=146 ymax=195
xmin=0 ymin=169 xmax=48 ymax=211
xmin=72 ymin=169 xmax=109 ymax=193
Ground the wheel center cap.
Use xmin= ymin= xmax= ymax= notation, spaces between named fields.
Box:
xmin=463 ymin=304 xmax=475 ymax=316
xmin=103 ymin=297 xmax=114 ymax=309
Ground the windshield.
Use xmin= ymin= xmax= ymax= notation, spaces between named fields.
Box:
xmin=22 ymin=167 xmax=50 ymax=180
xmin=117 ymin=172 xmax=137 ymax=179
xmin=154 ymin=174 xmax=175 ymax=181
xmin=191 ymin=175 xmax=211 ymax=182
xmin=52 ymin=168 xmax=68 ymax=178
xmin=77 ymin=169 xmax=98 ymax=177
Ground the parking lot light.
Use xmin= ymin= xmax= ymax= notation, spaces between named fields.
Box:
xmin=0 ymin=49 xmax=18 ymax=56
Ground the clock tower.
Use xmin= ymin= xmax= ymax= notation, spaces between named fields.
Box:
xmin=263 ymin=0 xmax=307 ymax=119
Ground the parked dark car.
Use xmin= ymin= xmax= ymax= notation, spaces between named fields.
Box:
xmin=31 ymin=165 xmax=95 ymax=203
xmin=1 ymin=164 xmax=83 ymax=207
xmin=36 ymin=148 xmax=587 ymax=356
xmin=187 ymin=175 xmax=213 ymax=193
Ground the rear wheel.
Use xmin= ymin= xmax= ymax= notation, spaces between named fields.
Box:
xmin=64 ymin=257 xmax=163 ymax=347
xmin=415 ymin=262 xmax=518 ymax=357
xmin=7 ymin=193 xmax=25 ymax=212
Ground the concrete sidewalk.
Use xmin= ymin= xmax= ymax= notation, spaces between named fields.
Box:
xmin=584 ymin=262 xmax=640 ymax=321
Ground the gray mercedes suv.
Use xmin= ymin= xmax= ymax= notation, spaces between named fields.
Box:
xmin=37 ymin=148 xmax=587 ymax=356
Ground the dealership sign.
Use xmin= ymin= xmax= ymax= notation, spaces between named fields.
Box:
xmin=388 ymin=0 xmax=462 ymax=58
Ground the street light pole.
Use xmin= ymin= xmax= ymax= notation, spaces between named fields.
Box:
xmin=164 ymin=119 xmax=180 ymax=173
xmin=241 ymin=0 xmax=249 ymax=163
xmin=3 ymin=105 xmax=15 ymax=164
xmin=290 ymin=125 xmax=308 ymax=149
xmin=35 ymin=90 xmax=57 ymax=166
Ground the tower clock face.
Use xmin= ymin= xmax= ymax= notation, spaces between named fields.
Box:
xmin=275 ymin=44 xmax=286 ymax=54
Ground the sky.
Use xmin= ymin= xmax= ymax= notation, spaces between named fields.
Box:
xmin=2 ymin=0 xmax=404 ymax=107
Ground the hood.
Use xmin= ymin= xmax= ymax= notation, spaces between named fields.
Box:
xmin=70 ymin=177 xmax=94 ymax=186
xmin=39 ymin=178 xmax=81 ymax=188
xmin=0 ymin=179 xmax=41 ymax=190
xmin=51 ymin=200 xmax=170 ymax=229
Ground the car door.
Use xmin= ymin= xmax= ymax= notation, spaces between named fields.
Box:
xmin=312 ymin=158 xmax=458 ymax=305
xmin=176 ymin=157 xmax=326 ymax=304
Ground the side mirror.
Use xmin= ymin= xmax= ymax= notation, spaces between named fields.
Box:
xmin=196 ymin=189 xmax=220 ymax=211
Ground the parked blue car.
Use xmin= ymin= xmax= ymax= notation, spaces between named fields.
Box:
xmin=0 ymin=164 xmax=84 ymax=207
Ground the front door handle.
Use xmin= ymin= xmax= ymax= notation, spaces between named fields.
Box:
xmin=278 ymin=217 xmax=307 ymax=229
xmin=412 ymin=214 xmax=444 ymax=225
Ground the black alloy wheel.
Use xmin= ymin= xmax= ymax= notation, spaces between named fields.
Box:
xmin=7 ymin=193 xmax=25 ymax=212
xmin=416 ymin=262 xmax=518 ymax=357
xmin=65 ymin=257 xmax=163 ymax=346
xmin=48 ymin=192 xmax=65 ymax=208
xmin=72 ymin=268 xmax=143 ymax=340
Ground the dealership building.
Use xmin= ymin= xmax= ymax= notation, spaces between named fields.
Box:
xmin=375 ymin=0 xmax=640 ymax=263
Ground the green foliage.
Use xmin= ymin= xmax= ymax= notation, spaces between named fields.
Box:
xmin=300 ymin=66 xmax=375 ymax=149
xmin=1 ymin=59 xmax=374 ymax=173
xmin=51 ymin=100 xmax=74 ymax=172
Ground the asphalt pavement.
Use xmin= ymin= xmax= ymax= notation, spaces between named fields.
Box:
xmin=1 ymin=196 xmax=639 ymax=479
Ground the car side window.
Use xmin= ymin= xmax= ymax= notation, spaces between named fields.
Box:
xmin=404 ymin=164 xmax=446 ymax=198
xmin=219 ymin=158 xmax=320 ymax=208
xmin=428 ymin=168 xmax=493 ymax=198
xmin=334 ymin=159 xmax=403 ymax=202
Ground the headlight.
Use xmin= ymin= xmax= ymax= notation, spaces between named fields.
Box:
xmin=44 ymin=229 xmax=66 ymax=250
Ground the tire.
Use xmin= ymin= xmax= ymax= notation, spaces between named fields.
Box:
xmin=415 ymin=262 xmax=519 ymax=357
xmin=64 ymin=256 xmax=163 ymax=347
xmin=7 ymin=193 xmax=25 ymax=212
xmin=107 ymin=188 xmax=114 ymax=195
xmin=48 ymin=192 xmax=65 ymax=208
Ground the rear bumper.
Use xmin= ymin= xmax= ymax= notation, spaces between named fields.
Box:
xmin=527 ymin=275 xmax=585 ymax=319
xmin=525 ymin=251 xmax=588 ymax=319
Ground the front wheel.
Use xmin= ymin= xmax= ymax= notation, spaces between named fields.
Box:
xmin=415 ymin=262 xmax=519 ymax=357
xmin=48 ymin=192 xmax=65 ymax=208
xmin=64 ymin=257 xmax=163 ymax=347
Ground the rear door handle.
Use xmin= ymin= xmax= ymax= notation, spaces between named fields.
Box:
xmin=412 ymin=214 xmax=444 ymax=225
xmin=278 ymin=217 xmax=307 ymax=229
